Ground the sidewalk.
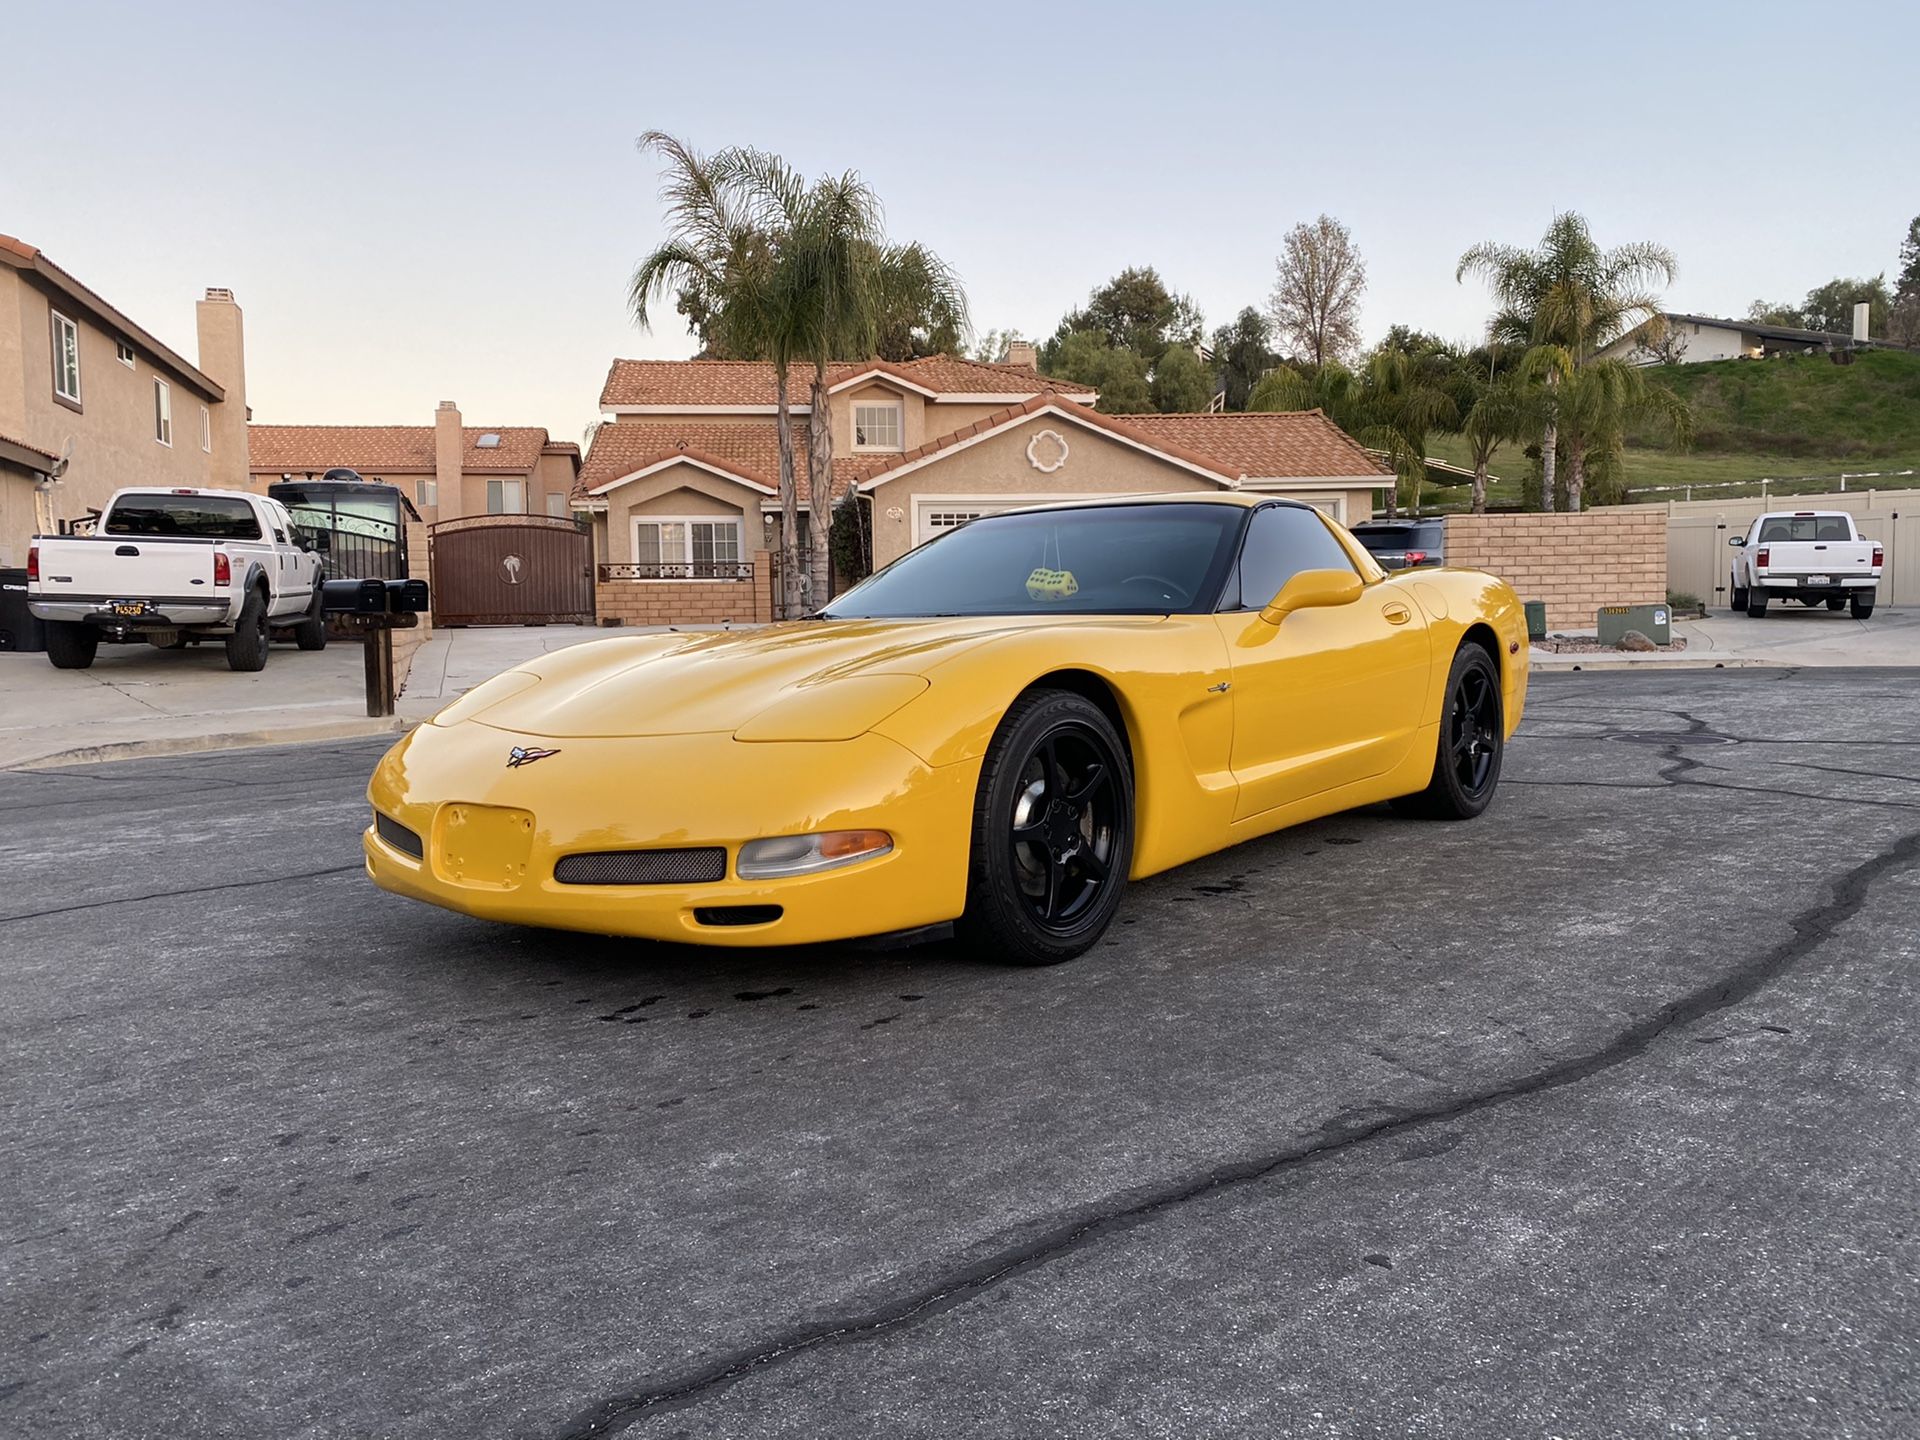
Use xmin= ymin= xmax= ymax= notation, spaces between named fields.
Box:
xmin=0 ymin=625 xmax=610 ymax=769
xmin=1529 ymin=606 xmax=1917 ymax=670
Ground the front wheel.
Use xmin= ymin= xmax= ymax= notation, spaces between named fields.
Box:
xmin=1391 ymin=644 xmax=1504 ymax=821
xmin=45 ymin=621 xmax=99 ymax=670
xmin=958 ymin=690 xmax=1134 ymax=966
xmin=293 ymin=587 xmax=327 ymax=651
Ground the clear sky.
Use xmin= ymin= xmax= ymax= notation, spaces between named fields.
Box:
xmin=5 ymin=0 xmax=1914 ymax=444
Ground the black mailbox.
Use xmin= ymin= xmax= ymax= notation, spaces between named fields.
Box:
xmin=386 ymin=578 xmax=430 ymax=614
xmin=323 ymin=578 xmax=389 ymax=615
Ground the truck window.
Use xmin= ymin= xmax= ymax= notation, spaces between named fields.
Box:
xmin=104 ymin=495 xmax=262 ymax=540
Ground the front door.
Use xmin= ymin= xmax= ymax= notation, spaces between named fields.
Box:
xmin=1215 ymin=505 xmax=1431 ymax=821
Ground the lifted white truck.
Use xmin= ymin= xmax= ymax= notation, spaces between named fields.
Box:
xmin=27 ymin=487 xmax=325 ymax=671
xmin=1729 ymin=510 xmax=1882 ymax=620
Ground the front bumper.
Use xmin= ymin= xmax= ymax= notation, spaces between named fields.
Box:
xmin=363 ymin=722 xmax=979 ymax=946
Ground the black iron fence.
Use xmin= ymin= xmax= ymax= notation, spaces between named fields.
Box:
xmin=598 ymin=561 xmax=755 ymax=582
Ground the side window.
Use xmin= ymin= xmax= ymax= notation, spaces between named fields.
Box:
xmin=1228 ymin=505 xmax=1357 ymax=611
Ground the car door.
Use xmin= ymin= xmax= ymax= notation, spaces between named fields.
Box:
xmin=1213 ymin=505 xmax=1432 ymax=822
xmin=260 ymin=499 xmax=314 ymax=616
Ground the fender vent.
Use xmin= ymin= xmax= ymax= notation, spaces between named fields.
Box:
xmin=555 ymin=848 xmax=727 ymax=886
xmin=374 ymin=812 xmax=424 ymax=859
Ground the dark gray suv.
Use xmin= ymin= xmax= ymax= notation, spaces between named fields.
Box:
xmin=1350 ymin=518 xmax=1445 ymax=570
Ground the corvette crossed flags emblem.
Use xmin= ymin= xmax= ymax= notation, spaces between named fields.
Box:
xmin=506 ymin=746 xmax=561 ymax=769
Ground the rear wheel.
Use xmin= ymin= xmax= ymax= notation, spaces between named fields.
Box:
xmin=1851 ymin=591 xmax=1875 ymax=620
xmin=1729 ymin=577 xmax=1748 ymax=612
xmin=1747 ymin=586 xmax=1769 ymax=617
xmin=958 ymin=690 xmax=1133 ymax=966
xmin=45 ymin=621 xmax=99 ymax=670
xmin=294 ymin=587 xmax=327 ymax=651
xmin=1392 ymin=645 xmax=1504 ymax=821
xmin=225 ymin=588 xmax=270 ymax=672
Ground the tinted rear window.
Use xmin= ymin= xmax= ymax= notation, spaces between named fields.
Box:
xmin=1353 ymin=522 xmax=1441 ymax=552
xmin=104 ymin=494 xmax=261 ymax=540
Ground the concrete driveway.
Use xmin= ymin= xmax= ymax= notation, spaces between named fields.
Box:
xmin=1680 ymin=603 xmax=1918 ymax=665
xmin=4 ymin=670 xmax=1918 ymax=1438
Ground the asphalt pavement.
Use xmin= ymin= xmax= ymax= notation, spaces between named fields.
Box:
xmin=4 ymin=670 xmax=1918 ymax=1439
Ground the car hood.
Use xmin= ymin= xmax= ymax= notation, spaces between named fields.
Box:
xmin=448 ymin=616 xmax=1120 ymax=740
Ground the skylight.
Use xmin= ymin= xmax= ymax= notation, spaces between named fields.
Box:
xmin=476 ymin=433 xmax=502 ymax=448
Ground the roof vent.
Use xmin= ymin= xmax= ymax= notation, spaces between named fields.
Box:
xmin=476 ymin=433 xmax=502 ymax=448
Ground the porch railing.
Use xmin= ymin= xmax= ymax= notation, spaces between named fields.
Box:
xmin=598 ymin=561 xmax=755 ymax=582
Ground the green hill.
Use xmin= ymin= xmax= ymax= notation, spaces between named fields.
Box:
xmin=1424 ymin=347 xmax=1920 ymax=507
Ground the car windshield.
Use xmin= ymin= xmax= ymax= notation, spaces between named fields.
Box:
xmin=104 ymin=494 xmax=261 ymax=540
xmin=822 ymin=503 xmax=1246 ymax=618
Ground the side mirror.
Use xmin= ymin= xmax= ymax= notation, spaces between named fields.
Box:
xmin=1261 ymin=568 xmax=1365 ymax=624
xmin=1728 ymin=536 xmax=1745 ymax=548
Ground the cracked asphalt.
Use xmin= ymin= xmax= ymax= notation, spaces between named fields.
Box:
xmin=4 ymin=669 xmax=1918 ymax=1439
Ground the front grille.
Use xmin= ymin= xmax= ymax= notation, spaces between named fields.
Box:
xmin=374 ymin=812 xmax=423 ymax=859
xmin=554 ymin=848 xmax=728 ymax=886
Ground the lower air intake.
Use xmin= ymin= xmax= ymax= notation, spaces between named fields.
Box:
xmin=554 ymin=848 xmax=727 ymax=886
xmin=375 ymin=812 xmax=424 ymax=859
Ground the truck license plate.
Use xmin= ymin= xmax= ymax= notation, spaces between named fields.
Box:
xmin=1804 ymin=575 xmax=1833 ymax=586
xmin=110 ymin=600 xmax=153 ymax=617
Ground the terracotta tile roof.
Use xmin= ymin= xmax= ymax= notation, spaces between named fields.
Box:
xmin=247 ymin=425 xmax=554 ymax=475
xmin=598 ymin=355 xmax=1095 ymax=408
xmin=1121 ymin=411 xmax=1393 ymax=480
xmin=576 ymin=420 xmax=862 ymax=503
xmin=0 ymin=429 xmax=59 ymax=465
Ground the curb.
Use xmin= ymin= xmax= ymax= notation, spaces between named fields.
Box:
xmin=5 ymin=716 xmax=410 ymax=771
xmin=1529 ymin=657 xmax=1767 ymax=672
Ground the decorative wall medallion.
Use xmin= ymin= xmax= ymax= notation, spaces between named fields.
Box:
xmin=885 ymin=505 xmax=905 ymax=522
xmin=501 ymin=554 xmax=524 ymax=585
xmin=1026 ymin=429 xmax=1070 ymax=473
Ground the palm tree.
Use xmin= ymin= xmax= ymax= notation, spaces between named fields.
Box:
xmin=629 ymin=133 xmax=809 ymax=616
xmin=1558 ymin=358 xmax=1693 ymax=505
xmin=1458 ymin=369 xmax=1531 ymax=514
xmin=1248 ymin=361 xmax=1423 ymax=517
xmin=1364 ymin=347 xmax=1460 ymax=515
xmin=1457 ymin=213 xmax=1677 ymax=511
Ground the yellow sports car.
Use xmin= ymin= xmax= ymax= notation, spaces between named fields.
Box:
xmin=365 ymin=495 xmax=1526 ymax=964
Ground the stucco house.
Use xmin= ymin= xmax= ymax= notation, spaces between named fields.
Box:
xmin=1600 ymin=309 xmax=1906 ymax=366
xmin=0 ymin=235 xmax=247 ymax=567
xmin=247 ymin=402 xmax=580 ymax=522
xmin=576 ymin=354 xmax=1390 ymax=624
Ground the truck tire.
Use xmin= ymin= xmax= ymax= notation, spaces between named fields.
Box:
xmin=46 ymin=621 xmax=99 ymax=670
xmin=225 ymin=587 xmax=270 ymax=672
xmin=293 ymin=587 xmax=327 ymax=651
xmin=1746 ymin=586 xmax=1769 ymax=617
xmin=1826 ymin=597 xmax=1847 ymax=611
xmin=1729 ymin=578 xmax=1748 ymax=612
xmin=1851 ymin=592 xmax=1875 ymax=620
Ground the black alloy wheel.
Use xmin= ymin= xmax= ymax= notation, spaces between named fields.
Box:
xmin=1392 ymin=644 xmax=1504 ymax=821
xmin=960 ymin=690 xmax=1133 ymax=965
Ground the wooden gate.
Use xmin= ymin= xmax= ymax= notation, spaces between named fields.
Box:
xmin=428 ymin=515 xmax=594 ymax=626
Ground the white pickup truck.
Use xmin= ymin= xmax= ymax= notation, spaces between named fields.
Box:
xmin=28 ymin=487 xmax=326 ymax=671
xmin=1729 ymin=510 xmax=1882 ymax=620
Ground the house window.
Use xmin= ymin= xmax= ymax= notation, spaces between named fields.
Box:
xmin=51 ymin=311 xmax=82 ymax=406
xmin=546 ymin=492 xmax=568 ymax=518
xmin=153 ymin=379 xmax=172 ymax=446
xmin=117 ymin=340 xmax=136 ymax=367
xmin=417 ymin=479 xmax=438 ymax=507
xmin=853 ymin=403 xmax=902 ymax=451
xmin=200 ymin=405 xmax=212 ymax=453
xmin=486 ymin=479 xmax=524 ymax=513
xmin=632 ymin=517 xmax=744 ymax=577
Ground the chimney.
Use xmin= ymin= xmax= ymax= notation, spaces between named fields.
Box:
xmin=434 ymin=401 xmax=463 ymax=520
xmin=1000 ymin=339 xmax=1037 ymax=370
xmin=195 ymin=288 xmax=248 ymax=490
xmin=1853 ymin=301 xmax=1871 ymax=343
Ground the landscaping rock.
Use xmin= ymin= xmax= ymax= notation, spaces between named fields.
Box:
xmin=1618 ymin=630 xmax=1658 ymax=652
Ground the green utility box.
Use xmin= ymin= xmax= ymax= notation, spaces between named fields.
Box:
xmin=1523 ymin=600 xmax=1548 ymax=640
xmin=1597 ymin=603 xmax=1672 ymax=646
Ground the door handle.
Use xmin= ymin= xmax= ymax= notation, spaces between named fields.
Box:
xmin=1383 ymin=603 xmax=1412 ymax=624
xmin=115 ymin=545 xmax=139 ymax=556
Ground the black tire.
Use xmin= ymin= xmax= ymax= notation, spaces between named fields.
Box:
xmin=1747 ymin=586 xmax=1769 ymax=617
xmin=1851 ymin=592 xmax=1875 ymax=620
xmin=1729 ymin=581 xmax=1748 ymax=613
xmin=957 ymin=689 xmax=1134 ymax=966
xmin=1391 ymin=644 xmax=1504 ymax=822
xmin=45 ymin=621 xmax=99 ymax=670
xmin=294 ymin=587 xmax=327 ymax=651
xmin=1826 ymin=597 xmax=1847 ymax=611
xmin=225 ymin=587 xmax=270 ymax=672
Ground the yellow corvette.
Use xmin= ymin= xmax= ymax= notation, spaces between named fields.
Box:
xmin=365 ymin=495 xmax=1526 ymax=964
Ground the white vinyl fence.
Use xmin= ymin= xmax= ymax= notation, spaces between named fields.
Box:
xmin=1668 ymin=488 xmax=1919 ymax=608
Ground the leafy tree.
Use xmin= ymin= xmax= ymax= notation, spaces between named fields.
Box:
xmin=1248 ymin=360 xmax=1439 ymax=518
xmin=1889 ymin=295 xmax=1920 ymax=347
xmin=1208 ymin=308 xmax=1275 ymax=410
xmin=869 ymin=243 xmax=968 ymax=361
xmin=1269 ymin=215 xmax=1368 ymax=366
xmin=1747 ymin=297 xmax=1808 ymax=328
xmin=1046 ymin=329 xmax=1151 ymax=414
xmin=1799 ymin=275 xmax=1891 ymax=335
xmin=1558 ymin=358 xmax=1691 ymax=506
xmin=1457 ymin=212 xmax=1678 ymax=510
xmin=1150 ymin=344 xmax=1213 ymax=413
xmin=1898 ymin=215 xmax=1920 ymax=305
xmin=1042 ymin=267 xmax=1202 ymax=369
xmin=968 ymin=328 xmax=1020 ymax=363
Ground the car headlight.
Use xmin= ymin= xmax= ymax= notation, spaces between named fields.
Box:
xmin=737 ymin=830 xmax=893 ymax=879
xmin=734 ymin=675 xmax=928 ymax=743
